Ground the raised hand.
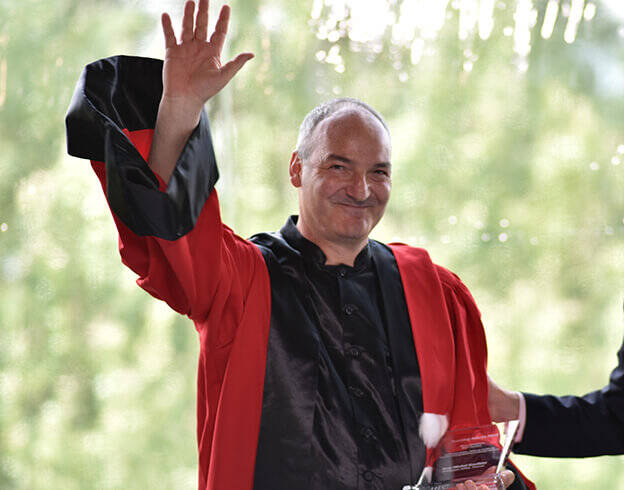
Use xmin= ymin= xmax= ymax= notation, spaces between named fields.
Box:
xmin=149 ymin=0 xmax=253 ymax=183
xmin=161 ymin=0 xmax=254 ymax=108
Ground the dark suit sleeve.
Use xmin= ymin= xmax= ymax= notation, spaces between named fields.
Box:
xmin=515 ymin=337 xmax=624 ymax=457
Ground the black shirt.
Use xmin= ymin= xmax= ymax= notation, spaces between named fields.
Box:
xmin=253 ymin=216 xmax=424 ymax=489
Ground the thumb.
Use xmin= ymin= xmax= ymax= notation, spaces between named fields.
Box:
xmin=500 ymin=469 xmax=515 ymax=488
xmin=221 ymin=52 xmax=254 ymax=82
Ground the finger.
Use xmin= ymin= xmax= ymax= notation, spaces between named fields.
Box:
xmin=195 ymin=0 xmax=209 ymax=41
xmin=209 ymin=5 xmax=230 ymax=54
xmin=500 ymin=470 xmax=515 ymax=488
xmin=220 ymin=52 xmax=254 ymax=82
xmin=161 ymin=13 xmax=177 ymax=48
xmin=181 ymin=0 xmax=196 ymax=42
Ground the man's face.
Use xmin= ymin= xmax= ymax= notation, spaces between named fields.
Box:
xmin=290 ymin=109 xmax=392 ymax=247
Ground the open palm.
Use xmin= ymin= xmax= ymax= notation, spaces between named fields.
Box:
xmin=161 ymin=0 xmax=253 ymax=105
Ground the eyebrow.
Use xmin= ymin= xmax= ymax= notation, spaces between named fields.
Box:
xmin=325 ymin=153 xmax=392 ymax=168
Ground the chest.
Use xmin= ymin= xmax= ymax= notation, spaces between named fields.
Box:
xmin=252 ymin=243 xmax=427 ymax=489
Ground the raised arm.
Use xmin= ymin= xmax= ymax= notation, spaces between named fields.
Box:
xmin=149 ymin=0 xmax=253 ymax=183
xmin=65 ymin=1 xmax=262 ymax=329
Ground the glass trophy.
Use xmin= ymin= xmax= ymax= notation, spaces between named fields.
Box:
xmin=403 ymin=421 xmax=519 ymax=490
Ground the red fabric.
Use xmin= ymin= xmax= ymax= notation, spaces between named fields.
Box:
xmin=92 ymin=128 xmax=271 ymax=490
xmin=390 ymin=243 xmax=492 ymax=429
xmin=94 ymin=128 xmax=534 ymax=490
xmin=391 ymin=245 xmax=535 ymax=489
xmin=390 ymin=245 xmax=489 ymax=466
xmin=389 ymin=245 xmax=456 ymax=420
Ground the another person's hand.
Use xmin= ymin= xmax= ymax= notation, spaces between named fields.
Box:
xmin=488 ymin=375 xmax=521 ymax=423
xmin=455 ymin=468 xmax=515 ymax=489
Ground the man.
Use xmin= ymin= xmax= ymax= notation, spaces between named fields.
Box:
xmin=65 ymin=1 xmax=531 ymax=489
xmin=489 ymin=334 xmax=624 ymax=457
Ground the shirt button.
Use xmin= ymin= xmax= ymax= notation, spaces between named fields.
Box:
xmin=347 ymin=346 xmax=361 ymax=358
xmin=338 ymin=268 xmax=346 ymax=277
xmin=361 ymin=426 xmax=375 ymax=439
xmin=343 ymin=304 xmax=356 ymax=315
xmin=348 ymin=386 xmax=364 ymax=398
xmin=362 ymin=470 xmax=374 ymax=482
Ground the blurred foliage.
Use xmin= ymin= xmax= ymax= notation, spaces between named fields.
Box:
xmin=0 ymin=0 xmax=623 ymax=488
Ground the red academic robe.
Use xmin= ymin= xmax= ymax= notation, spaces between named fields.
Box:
xmin=67 ymin=55 xmax=535 ymax=490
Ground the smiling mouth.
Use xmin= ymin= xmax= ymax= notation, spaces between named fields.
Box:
xmin=334 ymin=202 xmax=376 ymax=208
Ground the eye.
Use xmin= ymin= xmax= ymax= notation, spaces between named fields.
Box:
xmin=372 ymin=169 xmax=390 ymax=178
xmin=329 ymin=164 xmax=346 ymax=171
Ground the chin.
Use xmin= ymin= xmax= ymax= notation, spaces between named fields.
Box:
xmin=334 ymin=222 xmax=372 ymax=243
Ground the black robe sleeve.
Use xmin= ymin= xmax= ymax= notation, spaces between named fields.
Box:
xmin=64 ymin=55 xmax=261 ymax=329
xmin=65 ymin=55 xmax=218 ymax=240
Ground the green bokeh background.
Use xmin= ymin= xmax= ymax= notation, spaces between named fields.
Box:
xmin=0 ymin=0 xmax=622 ymax=488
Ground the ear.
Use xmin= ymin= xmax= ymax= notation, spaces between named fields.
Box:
xmin=289 ymin=151 xmax=302 ymax=188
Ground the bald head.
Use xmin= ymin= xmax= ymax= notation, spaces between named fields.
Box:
xmin=296 ymin=98 xmax=390 ymax=160
xmin=288 ymin=100 xmax=392 ymax=260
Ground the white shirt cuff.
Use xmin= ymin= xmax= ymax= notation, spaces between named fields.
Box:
xmin=514 ymin=391 xmax=527 ymax=443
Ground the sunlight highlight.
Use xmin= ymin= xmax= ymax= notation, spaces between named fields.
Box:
xmin=564 ymin=0 xmax=585 ymax=44
xmin=478 ymin=0 xmax=496 ymax=40
xmin=513 ymin=0 xmax=536 ymax=58
xmin=311 ymin=0 xmax=602 ymax=71
xmin=458 ymin=0 xmax=479 ymax=41
xmin=347 ymin=0 xmax=392 ymax=43
xmin=541 ymin=0 xmax=559 ymax=39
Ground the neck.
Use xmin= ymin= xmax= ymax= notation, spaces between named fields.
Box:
xmin=296 ymin=219 xmax=367 ymax=266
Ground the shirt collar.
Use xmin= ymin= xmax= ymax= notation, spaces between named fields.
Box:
xmin=280 ymin=215 xmax=372 ymax=272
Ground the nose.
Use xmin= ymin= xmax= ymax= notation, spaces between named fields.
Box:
xmin=345 ymin=172 xmax=371 ymax=202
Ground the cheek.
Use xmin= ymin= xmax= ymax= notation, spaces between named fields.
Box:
xmin=374 ymin=182 xmax=391 ymax=204
xmin=302 ymin=182 xmax=336 ymax=213
xmin=313 ymin=178 xmax=343 ymax=200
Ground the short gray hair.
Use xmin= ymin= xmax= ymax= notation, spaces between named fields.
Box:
xmin=295 ymin=98 xmax=390 ymax=160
